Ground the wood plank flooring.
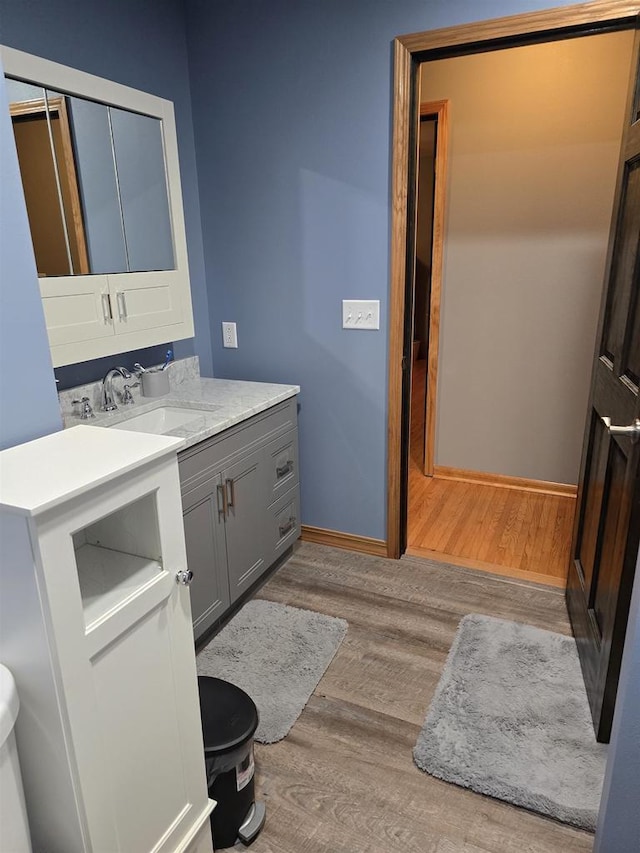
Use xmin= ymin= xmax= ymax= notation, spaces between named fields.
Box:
xmin=408 ymin=359 xmax=576 ymax=585
xmin=238 ymin=541 xmax=593 ymax=853
xmin=407 ymin=475 xmax=575 ymax=586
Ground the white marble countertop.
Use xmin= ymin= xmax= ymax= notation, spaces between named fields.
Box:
xmin=63 ymin=377 xmax=300 ymax=451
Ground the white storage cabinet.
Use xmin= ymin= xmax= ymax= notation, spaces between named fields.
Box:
xmin=0 ymin=426 xmax=213 ymax=853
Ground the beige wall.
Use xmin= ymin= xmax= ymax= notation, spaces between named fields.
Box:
xmin=420 ymin=31 xmax=634 ymax=484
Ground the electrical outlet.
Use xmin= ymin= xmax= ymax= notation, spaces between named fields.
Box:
xmin=222 ymin=321 xmax=238 ymax=348
xmin=342 ymin=300 xmax=380 ymax=330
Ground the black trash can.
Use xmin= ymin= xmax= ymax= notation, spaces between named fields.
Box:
xmin=198 ymin=676 xmax=266 ymax=849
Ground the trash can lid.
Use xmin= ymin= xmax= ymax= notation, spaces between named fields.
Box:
xmin=198 ymin=676 xmax=259 ymax=754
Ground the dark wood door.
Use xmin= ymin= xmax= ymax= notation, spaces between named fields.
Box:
xmin=567 ymin=34 xmax=640 ymax=744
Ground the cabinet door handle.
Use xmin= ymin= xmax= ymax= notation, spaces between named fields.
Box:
xmin=116 ymin=291 xmax=127 ymax=320
xmin=226 ymin=478 xmax=235 ymax=508
xmin=217 ymin=483 xmax=228 ymax=519
xmin=276 ymin=460 xmax=293 ymax=479
xmin=278 ymin=516 xmax=296 ymax=537
xmin=101 ymin=293 xmax=113 ymax=324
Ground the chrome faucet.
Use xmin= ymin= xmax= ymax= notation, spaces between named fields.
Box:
xmin=102 ymin=366 xmax=132 ymax=411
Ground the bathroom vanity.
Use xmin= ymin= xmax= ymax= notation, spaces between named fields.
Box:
xmin=179 ymin=396 xmax=299 ymax=641
xmin=0 ymin=427 xmax=214 ymax=853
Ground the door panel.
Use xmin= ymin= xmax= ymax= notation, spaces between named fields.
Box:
xmin=110 ymin=270 xmax=183 ymax=334
xmin=223 ymin=448 xmax=268 ymax=601
xmin=576 ymin=411 xmax=609 ymax=592
xmin=602 ymin=159 xmax=640 ymax=371
xmin=40 ymin=275 xmax=114 ymax=346
xmin=567 ymin=30 xmax=640 ymax=742
xmin=182 ymin=476 xmax=230 ymax=641
xmin=91 ymin=603 xmax=195 ymax=853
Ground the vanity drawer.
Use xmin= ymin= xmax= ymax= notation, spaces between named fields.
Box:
xmin=265 ymin=429 xmax=299 ymax=503
xmin=269 ymin=485 xmax=301 ymax=563
xmin=178 ymin=399 xmax=296 ymax=490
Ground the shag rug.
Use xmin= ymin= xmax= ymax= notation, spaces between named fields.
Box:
xmin=413 ymin=614 xmax=607 ymax=831
xmin=197 ymin=599 xmax=348 ymax=743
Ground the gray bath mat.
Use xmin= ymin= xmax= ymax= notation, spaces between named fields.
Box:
xmin=197 ymin=599 xmax=347 ymax=743
xmin=413 ymin=614 xmax=607 ymax=831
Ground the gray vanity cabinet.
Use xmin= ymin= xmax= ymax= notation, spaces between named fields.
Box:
xmin=178 ymin=399 xmax=300 ymax=642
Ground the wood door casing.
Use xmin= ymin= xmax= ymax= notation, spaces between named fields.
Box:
xmin=567 ymin=37 xmax=640 ymax=742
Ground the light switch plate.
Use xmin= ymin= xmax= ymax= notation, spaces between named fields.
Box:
xmin=342 ymin=300 xmax=380 ymax=330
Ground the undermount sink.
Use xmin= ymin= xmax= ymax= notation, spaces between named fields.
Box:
xmin=110 ymin=406 xmax=217 ymax=435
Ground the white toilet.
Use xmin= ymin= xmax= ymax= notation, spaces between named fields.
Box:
xmin=0 ymin=664 xmax=32 ymax=852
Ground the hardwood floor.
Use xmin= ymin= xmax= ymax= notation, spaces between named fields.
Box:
xmin=408 ymin=359 xmax=575 ymax=586
xmin=240 ymin=541 xmax=593 ymax=853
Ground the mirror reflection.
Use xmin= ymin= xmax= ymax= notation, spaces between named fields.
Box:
xmin=6 ymin=78 xmax=175 ymax=277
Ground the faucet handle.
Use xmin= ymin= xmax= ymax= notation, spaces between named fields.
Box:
xmin=121 ymin=383 xmax=139 ymax=405
xmin=72 ymin=397 xmax=95 ymax=419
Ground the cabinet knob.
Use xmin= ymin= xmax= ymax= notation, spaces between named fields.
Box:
xmin=175 ymin=569 xmax=194 ymax=586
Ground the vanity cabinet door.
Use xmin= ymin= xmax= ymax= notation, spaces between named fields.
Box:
xmin=222 ymin=446 xmax=269 ymax=601
xmin=182 ymin=473 xmax=231 ymax=642
xmin=109 ymin=270 xmax=184 ymax=335
xmin=39 ymin=274 xmax=115 ymax=347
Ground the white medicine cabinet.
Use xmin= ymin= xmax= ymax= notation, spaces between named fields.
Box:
xmin=1 ymin=46 xmax=195 ymax=366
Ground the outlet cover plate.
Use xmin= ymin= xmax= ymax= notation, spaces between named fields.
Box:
xmin=342 ymin=300 xmax=380 ymax=330
xmin=222 ymin=321 xmax=238 ymax=348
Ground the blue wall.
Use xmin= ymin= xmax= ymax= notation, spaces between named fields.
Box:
xmin=183 ymin=0 xmax=576 ymax=539
xmin=0 ymin=0 xmax=213 ymax=380
xmin=0 ymin=68 xmax=61 ymax=449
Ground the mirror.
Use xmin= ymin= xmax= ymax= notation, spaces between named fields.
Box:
xmin=1 ymin=46 xmax=194 ymax=369
xmin=6 ymin=78 xmax=175 ymax=277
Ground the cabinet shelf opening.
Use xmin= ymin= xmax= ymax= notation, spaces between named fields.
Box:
xmin=72 ymin=492 xmax=162 ymax=628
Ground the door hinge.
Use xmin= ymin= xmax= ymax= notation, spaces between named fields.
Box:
xmin=402 ymin=355 xmax=409 ymax=371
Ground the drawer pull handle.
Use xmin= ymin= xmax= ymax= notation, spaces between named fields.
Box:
xmin=217 ymin=483 xmax=228 ymax=519
xmin=226 ymin=477 xmax=235 ymax=508
xmin=101 ymin=293 xmax=113 ymax=324
xmin=278 ymin=516 xmax=296 ymax=537
xmin=116 ymin=291 xmax=127 ymax=320
xmin=276 ymin=460 xmax=293 ymax=479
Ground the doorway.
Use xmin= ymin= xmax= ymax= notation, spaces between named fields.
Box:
xmin=387 ymin=2 xmax=640 ymax=563
xmin=404 ymin=30 xmax=634 ymax=586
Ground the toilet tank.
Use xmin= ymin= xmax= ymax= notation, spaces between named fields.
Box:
xmin=0 ymin=664 xmax=32 ymax=853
